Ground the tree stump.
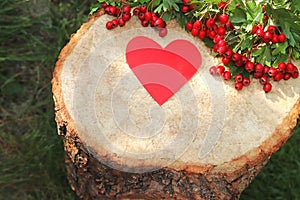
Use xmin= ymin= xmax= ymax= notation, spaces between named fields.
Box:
xmin=52 ymin=10 xmax=300 ymax=200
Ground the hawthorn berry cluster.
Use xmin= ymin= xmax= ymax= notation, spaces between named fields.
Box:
xmin=102 ymin=3 xmax=168 ymax=37
xmin=209 ymin=61 xmax=298 ymax=93
xmin=184 ymin=1 xmax=299 ymax=93
xmin=96 ymin=0 xmax=299 ymax=93
xmin=103 ymin=3 xmax=132 ymax=29
xmin=252 ymin=24 xmax=286 ymax=44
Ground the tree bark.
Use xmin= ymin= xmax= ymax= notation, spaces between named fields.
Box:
xmin=52 ymin=9 xmax=300 ymax=200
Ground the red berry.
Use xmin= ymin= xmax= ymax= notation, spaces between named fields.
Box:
xmin=212 ymin=14 xmax=219 ymax=22
xmin=141 ymin=20 xmax=149 ymax=27
xmin=213 ymin=44 xmax=219 ymax=53
xmin=277 ymin=62 xmax=286 ymax=72
xmin=234 ymin=74 xmax=243 ymax=83
xmin=151 ymin=15 xmax=159 ymax=26
xmin=286 ymin=63 xmax=295 ymax=73
xmin=264 ymin=31 xmax=273 ymax=43
xmin=118 ymin=18 xmax=125 ymax=27
xmin=198 ymin=30 xmax=206 ymax=39
xmin=241 ymin=56 xmax=249 ymax=65
xmin=182 ymin=0 xmax=190 ymax=4
xmin=235 ymin=60 xmax=243 ymax=67
xmin=235 ymin=82 xmax=243 ymax=91
xmin=254 ymin=72 xmax=263 ymax=79
xmin=225 ymin=49 xmax=233 ymax=58
xmin=219 ymin=14 xmax=229 ymax=25
xmin=291 ymin=66 xmax=299 ymax=79
xmin=223 ymin=71 xmax=231 ymax=80
xmin=245 ymin=61 xmax=255 ymax=72
xmin=214 ymin=35 xmax=223 ymax=43
xmin=186 ymin=22 xmax=193 ymax=31
xmin=154 ymin=18 xmax=165 ymax=27
xmin=251 ymin=25 xmax=258 ymax=35
xmin=106 ymin=21 xmax=113 ymax=30
xmin=291 ymin=71 xmax=299 ymax=79
xmin=232 ymin=53 xmax=241 ymax=62
xmin=272 ymin=72 xmax=283 ymax=81
xmin=138 ymin=13 xmax=145 ymax=21
xmin=193 ymin=20 xmax=202 ymax=29
xmin=101 ymin=3 xmax=108 ymax=8
xmin=209 ymin=66 xmax=217 ymax=76
xmin=268 ymin=67 xmax=278 ymax=77
xmin=122 ymin=13 xmax=131 ymax=21
xmin=133 ymin=8 xmax=140 ymax=15
xmin=217 ymin=65 xmax=225 ymax=75
xmin=159 ymin=28 xmax=168 ymax=37
xmin=122 ymin=5 xmax=131 ymax=13
xmin=283 ymin=73 xmax=291 ymax=80
xmin=263 ymin=66 xmax=270 ymax=74
xmin=260 ymin=76 xmax=268 ymax=85
xmin=181 ymin=5 xmax=190 ymax=13
xmin=264 ymin=15 xmax=269 ymax=22
xmin=217 ymin=39 xmax=226 ymax=47
xmin=212 ymin=24 xmax=218 ymax=31
xmin=140 ymin=5 xmax=147 ymax=13
xmin=222 ymin=57 xmax=231 ymax=65
xmin=217 ymin=26 xmax=226 ymax=35
xmin=217 ymin=45 xmax=227 ymax=55
xmin=144 ymin=11 xmax=152 ymax=21
xmin=278 ymin=33 xmax=286 ymax=42
xmin=218 ymin=1 xmax=227 ymax=9
xmin=105 ymin=6 xmax=111 ymax=14
xmin=255 ymin=63 xmax=264 ymax=73
xmin=109 ymin=6 xmax=117 ymax=16
xmin=206 ymin=18 xmax=215 ymax=28
xmin=191 ymin=28 xmax=199 ymax=36
xmin=271 ymin=34 xmax=279 ymax=43
xmin=256 ymin=28 xmax=265 ymax=37
xmin=208 ymin=30 xmax=217 ymax=39
xmin=263 ymin=83 xmax=272 ymax=93
xmin=189 ymin=4 xmax=194 ymax=10
xmin=242 ymin=77 xmax=251 ymax=86
xmin=267 ymin=25 xmax=276 ymax=33
xmin=111 ymin=19 xmax=118 ymax=27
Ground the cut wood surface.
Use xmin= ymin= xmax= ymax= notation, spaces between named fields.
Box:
xmin=52 ymin=10 xmax=300 ymax=200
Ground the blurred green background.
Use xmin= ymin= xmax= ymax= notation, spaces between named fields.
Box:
xmin=0 ymin=0 xmax=299 ymax=199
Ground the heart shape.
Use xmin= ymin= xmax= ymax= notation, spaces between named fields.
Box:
xmin=126 ymin=36 xmax=202 ymax=106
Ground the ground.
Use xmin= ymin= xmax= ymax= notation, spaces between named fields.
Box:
xmin=0 ymin=0 xmax=299 ymax=199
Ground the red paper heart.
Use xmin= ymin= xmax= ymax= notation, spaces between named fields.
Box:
xmin=126 ymin=36 xmax=202 ymax=105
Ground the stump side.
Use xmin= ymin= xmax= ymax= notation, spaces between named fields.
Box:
xmin=52 ymin=9 xmax=300 ymax=199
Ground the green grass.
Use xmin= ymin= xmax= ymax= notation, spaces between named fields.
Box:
xmin=0 ymin=0 xmax=299 ymax=199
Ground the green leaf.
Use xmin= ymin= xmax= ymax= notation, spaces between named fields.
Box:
xmin=245 ymin=0 xmax=259 ymax=21
xmin=89 ymin=3 xmax=101 ymax=16
xmin=153 ymin=0 xmax=162 ymax=7
xmin=252 ymin=45 xmax=266 ymax=57
xmin=273 ymin=54 xmax=289 ymax=67
xmin=162 ymin=12 xmax=172 ymax=22
xmin=271 ymin=41 xmax=288 ymax=56
xmin=227 ymin=0 xmax=245 ymax=12
xmin=252 ymin=45 xmax=272 ymax=65
xmin=229 ymin=7 xmax=247 ymax=23
xmin=201 ymin=37 xmax=214 ymax=48
xmin=240 ymin=37 xmax=253 ymax=51
xmin=154 ymin=4 xmax=163 ymax=13
xmin=228 ymin=63 xmax=246 ymax=78
xmin=291 ymin=0 xmax=300 ymax=14
xmin=292 ymin=49 xmax=300 ymax=60
xmin=211 ymin=51 xmax=218 ymax=57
